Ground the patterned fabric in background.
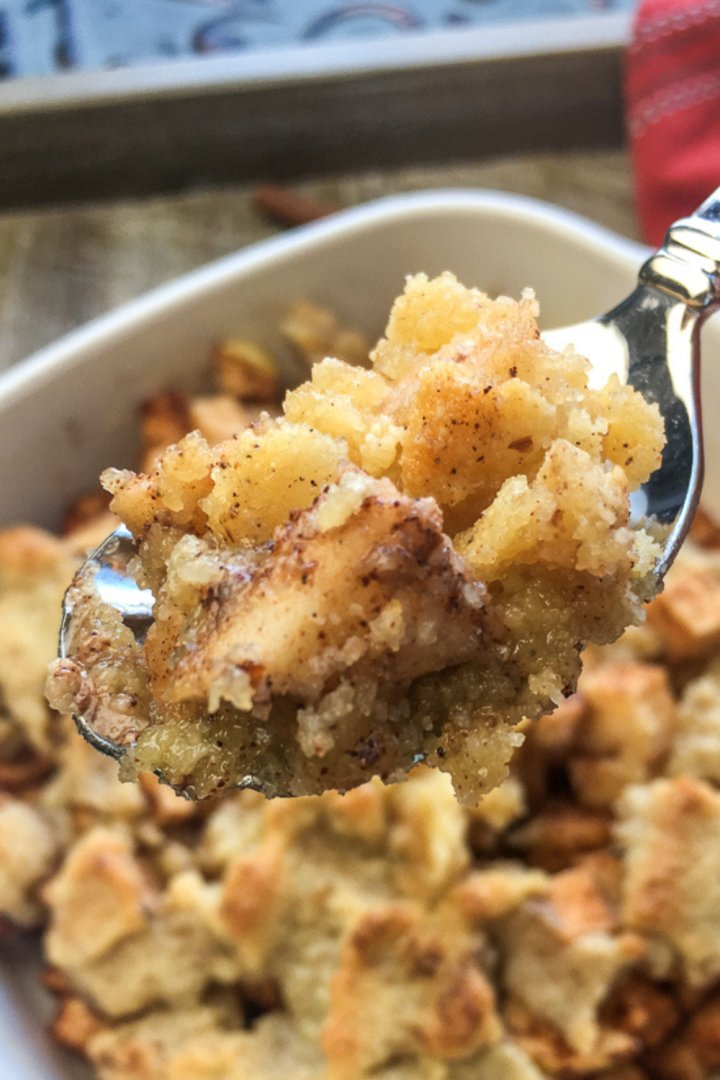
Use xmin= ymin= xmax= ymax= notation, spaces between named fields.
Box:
xmin=1 ymin=0 xmax=632 ymax=80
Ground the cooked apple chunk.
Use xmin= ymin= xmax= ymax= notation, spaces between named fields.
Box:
xmin=47 ymin=274 xmax=665 ymax=804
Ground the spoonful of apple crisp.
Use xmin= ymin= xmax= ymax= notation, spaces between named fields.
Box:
xmin=47 ymin=189 xmax=720 ymax=804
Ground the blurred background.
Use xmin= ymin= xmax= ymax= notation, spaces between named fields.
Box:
xmin=0 ymin=0 xmax=709 ymax=371
xmin=1 ymin=1 xmax=632 ymax=76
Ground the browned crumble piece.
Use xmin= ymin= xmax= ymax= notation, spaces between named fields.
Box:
xmin=643 ymin=1037 xmax=705 ymax=1080
xmin=322 ymin=902 xmax=502 ymax=1079
xmin=51 ymin=996 xmax=109 ymax=1056
xmin=499 ymin=861 xmax=646 ymax=1066
xmin=213 ymin=339 xmax=279 ymax=402
xmin=599 ymin=971 xmax=680 ymax=1052
xmin=569 ymin=662 xmax=676 ymax=809
xmin=646 ymin=558 xmax=720 ymax=661
xmin=281 ymin=299 xmax=371 ymax=370
xmin=688 ymin=506 xmax=720 ymax=549
xmin=507 ymin=804 xmax=614 ymax=873
xmin=616 ymin=776 xmax=720 ymax=988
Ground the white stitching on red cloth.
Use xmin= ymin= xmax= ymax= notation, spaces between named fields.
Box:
xmin=628 ymin=69 xmax=720 ymax=137
xmin=629 ymin=0 xmax=720 ymax=51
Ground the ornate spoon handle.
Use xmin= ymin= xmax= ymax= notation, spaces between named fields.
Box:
xmin=641 ymin=186 xmax=720 ymax=311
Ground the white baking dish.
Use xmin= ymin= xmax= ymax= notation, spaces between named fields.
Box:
xmin=1 ymin=188 xmax=719 ymax=1080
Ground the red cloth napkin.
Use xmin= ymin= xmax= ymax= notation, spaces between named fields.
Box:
xmin=626 ymin=0 xmax=720 ymax=245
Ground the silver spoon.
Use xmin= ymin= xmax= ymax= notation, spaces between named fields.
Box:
xmin=545 ymin=187 xmax=720 ymax=578
xmin=59 ymin=189 xmax=720 ymax=787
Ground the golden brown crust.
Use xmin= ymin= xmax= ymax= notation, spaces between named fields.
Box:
xmin=0 ymin=525 xmax=68 ymax=577
xmin=0 ymin=794 xmax=59 ymax=926
xmin=323 ymin=902 xmax=502 ymax=1078
xmin=51 ymin=996 xmax=109 ymax=1055
xmin=45 ymin=829 xmax=156 ymax=968
xmin=281 ymin=299 xmax=371 ymax=371
xmin=504 ymin=996 xmax=637 ymax=1075
xmin=647 ymin=562 xmax=720 ymax=661
xmin=600 ymin=972 xmax=680 ymax=1053
xmin=187 ymin=393 xmax=250 ymax=447
xmin=218 ymin=834 xmax=287 ymax=972
xmin=452 ymin=866 xmax=548 ymax=922
xmin=213 ymin=339 xmax=279 ymax=402
xmin=617 ymin=776 xmax=720 ymax=988
xmin=499 ymin=868 xmax=646 ymax=1062
xmin=569 ymin=662 xmax=676 ymax=809
xmin=0 ymin=526 xmax=80 ymax=759
xmin=140 ymin=392 xmax=193 ymax=451
xmin=689 ymin=506 xmax=720 ymax=549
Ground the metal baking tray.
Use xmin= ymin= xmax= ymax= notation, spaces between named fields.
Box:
xmin=0 ymin=9 xmax=632 ymax=208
